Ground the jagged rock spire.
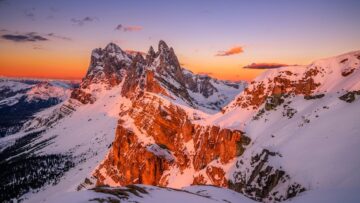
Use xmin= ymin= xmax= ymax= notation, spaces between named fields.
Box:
xmin=134 ymin=52 xmax=145 ymax=64
xmin=104 ymin=42 xmax=123 ymax=53
xmin=158 ymin=40 xmax=169 ymax=53
xmin=82 ymin=42 xmax=132 ymax=88
xmin=146 ymin=46 xmax=156 ymax=64
xmin=156 ymin=40 xmax=181 ymax=68
xmin=148 ymin=46 xmax=156 ymax=56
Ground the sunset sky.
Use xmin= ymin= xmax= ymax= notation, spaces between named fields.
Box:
xmin=0 ymin=0 xmax=359 ymax=81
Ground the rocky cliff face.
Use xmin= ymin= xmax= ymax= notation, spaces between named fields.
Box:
xmin=93 ymin=85 xmax=250 ymax=189
xmin=224 ymin=67 xmax=321 ymax=112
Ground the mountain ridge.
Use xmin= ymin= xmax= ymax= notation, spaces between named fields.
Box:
xmin=73 ymin=40 xmax=247 ymax=112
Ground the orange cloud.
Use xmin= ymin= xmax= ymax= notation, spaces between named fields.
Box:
xmin=243 ymin=62 xmax=288 ymax=69
xmin=115 ymin=24 xmax=143 ymax=32
xmin=124 ymin=26 xmax=143 ymax=32
xmin=216 ymin=46 xmax=244 ymax=56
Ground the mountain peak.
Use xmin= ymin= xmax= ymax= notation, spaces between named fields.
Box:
xmin=81 ymin=42 xmax=131 ymax=88
xmin=158 ymin=40 xmax=169 ymax=53
xmin=146 ymin=46 xmax=156 ymax=64
xmin=133 ymin=52 xmax=145 ymax=64
xmin=104 ymin=42 xmax=123 ymax=53
xmin=148 ymin=46 xmax=155 ymax=56
xmin=159 ymin=45 xmax=181 ymax=70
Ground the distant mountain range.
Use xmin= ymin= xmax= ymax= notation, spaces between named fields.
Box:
xmin=0 ymin=41 xmax=359 ymax=203
xmin=0 ymin=78 xmax=79 ymax=137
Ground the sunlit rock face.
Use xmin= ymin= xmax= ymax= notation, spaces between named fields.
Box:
xmin=89 ymin=40 xmax=249 ymax=190
xmin=93 ymin=89 xmax=250 ymax=188
xmin=224 ymin=67 xmax=322 ymax=111
xmin=94 ymin=122 xmax=172 ymax=186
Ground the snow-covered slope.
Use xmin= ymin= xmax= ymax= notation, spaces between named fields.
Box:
xmin=44 ymin=184 xmax=360 ymax=203
xmin=17 ymin=83 xmax=127 ymax=203
xmin=0 ymin=78 xmax=76 ymax=108
xmin=47 ymin=185 xmax=257 ymax=203
xmin=25 ymin=82 xmax=70 ymax=102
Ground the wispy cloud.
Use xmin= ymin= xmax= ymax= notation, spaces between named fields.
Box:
xmin=115 ymin=24 xmax=143 ymax=32
xmin=71 ymin=16 xmax=97 ymax=26
xmin=115 ymin=24 xmax=123 ymax=30
xmin=32 ymin=44 xmax=45 ymax=50
xmin=1 ymin=30 xmax=71 ymax=42
xmin=216 ymin=46 xmax=244 ymax=56
xmin=1 ymin=32 xmax=48 ymax=42
xmin=47 ymin=33 xmax=71 ymax=41
xmin=243 ymin=63 xmax=288 ymax=69
xmin=124 ymin=25 xmax=142 ymax=32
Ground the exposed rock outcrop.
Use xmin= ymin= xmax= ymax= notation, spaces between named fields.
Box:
xmin=94 ymin=91 xmax=251 ymax=188
xmin=227 ymin=68 xmax=321 ymax=111
xmin=229 ymin=149 xmax=305 ymax=202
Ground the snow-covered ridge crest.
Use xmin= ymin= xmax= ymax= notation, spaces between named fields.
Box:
xmin=26 ymin=81 xmax=71 ymax=102
xmin=222 ymin=50 xmax=360 ymax=114
xmin=0 ymin=78 xmax=77 ymax=137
